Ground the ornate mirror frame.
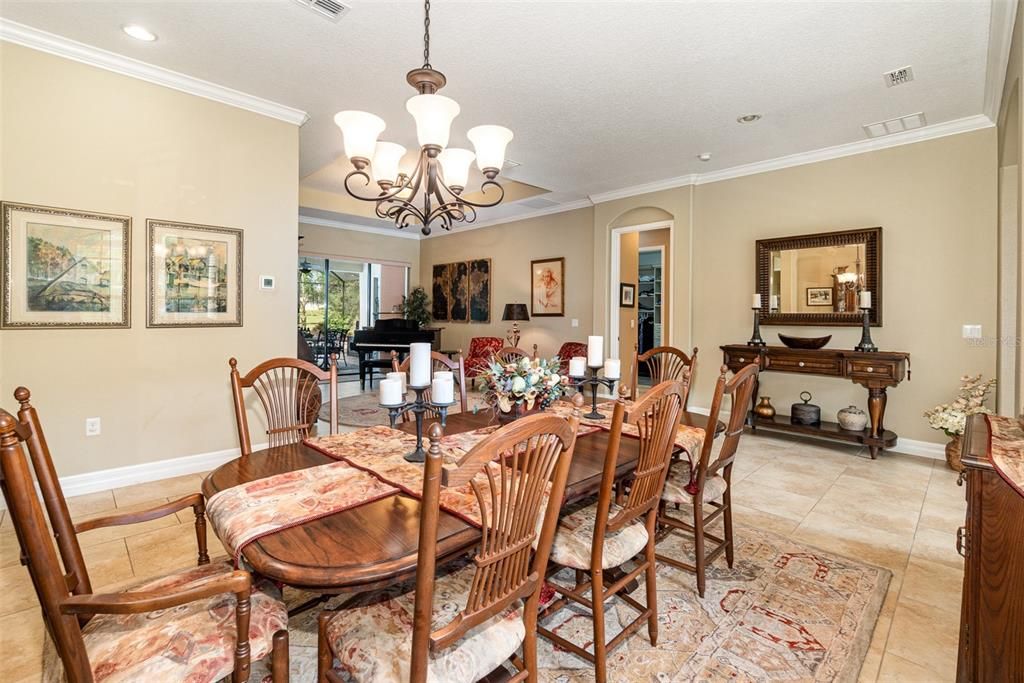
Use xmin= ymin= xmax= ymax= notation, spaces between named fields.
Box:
xmin=756 ymin=227 xmax=882 ymax=327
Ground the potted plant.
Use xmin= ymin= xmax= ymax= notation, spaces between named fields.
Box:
xmin=924 ymin=374 xmax=997 ymax=471
xmin=483 ymin=355 xmax=569 ymax=423
xmin=401 ymin=286 xmax=431 ymax=328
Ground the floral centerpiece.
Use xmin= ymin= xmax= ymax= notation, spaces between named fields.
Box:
xmin=924 ymin=374 xmax=996 ymax=471
xmin=482 ymin=355 xmax=569 ymax=421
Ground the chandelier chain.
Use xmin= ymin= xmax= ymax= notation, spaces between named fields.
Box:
xmin=423 ymin=0 xmax=431 ymax=69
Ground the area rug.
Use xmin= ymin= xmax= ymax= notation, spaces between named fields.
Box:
xmin=252 ymin=526 xmax=890 ymax=682
xmin=321 ymin=389 xmax=487 ymax=428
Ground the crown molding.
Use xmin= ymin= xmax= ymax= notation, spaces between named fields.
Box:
xmin=983 ymin=0 xmax=1019 ymax=121
xmin=0 ymin=19 xmax=309 ymax=126
xmin=298 ymin=214 xmax=422 ymax=240
xmin=588 ymin=174 xmax=698 ymax=205
xmin=419 ymin=198 xmax=595 ymax=238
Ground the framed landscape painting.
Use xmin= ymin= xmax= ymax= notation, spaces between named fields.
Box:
xmin=531 ymin=257 xmax=564 ymax=317
xmin=1 ymin=201 xmax=130 ymax=328
xmin=147 ymin=219 xmax=243 ymax=327
xmin=468 ymin=258 xmax=491 ymax=323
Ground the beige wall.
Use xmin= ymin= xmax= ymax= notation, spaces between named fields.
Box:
xmin=692 ymin=128 xmax=998 ymax=442
xmin=418 ymin=208 xmax=595 ymax=357
xmin=0 ymin=44 xmax=299 ymax=476
xmin=299 ymin=222 xmax=420 ymax=285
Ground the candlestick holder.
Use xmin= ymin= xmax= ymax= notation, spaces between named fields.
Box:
xmin=747 ymin=306 xmax=766 ymax=347
xmin=570 ymin=365 xmax=619 ymax=420
xmin=854 ymin=307 xmax=877 ymax=352
xmin=381 ymin=385 xmax=454 ymax=462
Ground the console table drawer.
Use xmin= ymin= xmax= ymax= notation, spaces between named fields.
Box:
xmin=723 ymin=350 xmax=762 ymax=370
xmin=846 ymin=360 xmax=897 ymax=381
xmin=764 ymin=355 xmax=842 ymax=375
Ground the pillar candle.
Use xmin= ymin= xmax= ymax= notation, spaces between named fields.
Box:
xmin=386 ymin=371 xmax=407 ymax=396
xmin=770 ymin=294 xmax=779 ymax=310
xmin=859 ymin=291 xmax=872 ymax=309
xmin=568 ymin=356 xmax=586 ymax=377
xmin=587 ymin=336 xmax=603 ymax=367
xmin=752 ymin=293 xmax=762 ymax=308
xmin=604 ymin=358 xmax=621 ymax=380
xmin=409 ymin=342 xmax=432 ymax=387
xmin=379 ymin=378 xmax=403 ymax=406
xmin=432 ymin=376 xmax=454 ymax=404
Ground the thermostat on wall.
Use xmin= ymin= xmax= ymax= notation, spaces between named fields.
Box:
xmin=259 ymin=275 xmax=275 ymax=290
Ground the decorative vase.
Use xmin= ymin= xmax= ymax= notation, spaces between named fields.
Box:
xmin=753 ymin=396 xmax=776 ymax=420
xmin=945 ymin=435 xmax=965 ymax=472
xmin=837 ymin=405 xmax=868 ymax=431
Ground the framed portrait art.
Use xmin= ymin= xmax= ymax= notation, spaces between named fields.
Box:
xmin=531 ymin=257 xmax=564 ymax=317
xmin=147 ymin=219 xmax=243 ymax=327
xmin=806 ymin=287 xmax=833 ymax=307
xmin=1 ymin=201 xmax=131 ymax=329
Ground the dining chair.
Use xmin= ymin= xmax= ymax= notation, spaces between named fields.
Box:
xmin=630 ymin=344 xmax=697 ymax=405
xmin=656 ymin=363 xmax=759 ymax=597
xmin=537 ymin=381 xmax=686 ymax=683
xmin=554 ymin=341 xmax=588 ymax=375
xmin=0 ymin=389 xmax=290 ymax=682
xmin=495 ymin=344 xmax=538 ymax=365
xmin=230 ymin=355 xmax=338 ymax=457
xmin=316 ymin=396 xmax=585 ymax=683
xmin=391 ymin=349 xmax=469 ymax=420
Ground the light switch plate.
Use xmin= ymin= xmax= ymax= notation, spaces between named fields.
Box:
xmin=962 ymin=324 xmax=982 ymax=339
xmin=571 ymin=319 xmax=579 ymax=328
xmin=85 ymin=417 xmax=101 ymax=436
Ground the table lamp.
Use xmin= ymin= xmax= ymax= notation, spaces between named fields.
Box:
xmin=501 ymin=303 xmax=530 ymax=347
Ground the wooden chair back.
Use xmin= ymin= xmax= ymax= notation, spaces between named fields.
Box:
xmin=230 ymin=355 xmax=338 ymax=456
xmin=694 ymin=364 xmax=759 ymax=488
xmin=391 ymin=351 xmax=469 ymax=419
xmin=494 ymin=345 xmax=537 ymax=365
xmin=591 ymin=380 xmax=685 ymax=565
xmin=409 ymin=398 xmax=584 ymax=682
xmin=631 ymin=345 xmax=698 ymax=405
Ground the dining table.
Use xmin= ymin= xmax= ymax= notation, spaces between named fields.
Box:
xmin=202 ymin=409 xmax=722 ymax=594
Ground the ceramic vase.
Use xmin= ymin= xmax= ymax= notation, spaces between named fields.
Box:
xmin=945 ymin=435 xmax=964 ymax=472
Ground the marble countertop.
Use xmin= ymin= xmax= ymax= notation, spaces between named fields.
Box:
xmin=987 ymin=415 xmax=1024 ymax=498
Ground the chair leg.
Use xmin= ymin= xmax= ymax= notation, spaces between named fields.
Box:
xmin=693 ymin=499 xmax=707 ymax=598
xmin=591 ymin=568 xmax=608 ymax=683
xmin=522 ymin=595 xmax=540 ymax=682
xmin=723 ymin=488 xmax=735 ymax=568
xmin=644 ymin=515 xmax=659 ymax=646
xmin=317 ymin=610 xmax=334 ymax=683
xmin=272 ymin=629 xmax=289 ymax=682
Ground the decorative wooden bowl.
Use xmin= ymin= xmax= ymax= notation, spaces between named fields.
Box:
xmin=778 ymin=333 xmax=832 ymax=350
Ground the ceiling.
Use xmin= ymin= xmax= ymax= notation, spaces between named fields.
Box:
xmin=0 ymin=0 xmax=1006 ymax=228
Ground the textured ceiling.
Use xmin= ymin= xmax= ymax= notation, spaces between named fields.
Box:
xmin=1 ymin=0 xmax=994 ymax=216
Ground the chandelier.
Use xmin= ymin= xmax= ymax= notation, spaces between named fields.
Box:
xmin=334 ymin=0 xmax=513 ymax=236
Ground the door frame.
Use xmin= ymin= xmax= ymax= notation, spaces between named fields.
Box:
xmin=608 ymin=220 xmax=674 ymax=363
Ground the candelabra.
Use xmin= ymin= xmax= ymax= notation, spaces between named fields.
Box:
xmin=854 ymin=307 xmax=878 ymax=352
xmin=747 ymin=306 xmax=766 ymax=347
xmin=570 ymin=365 xmax=619 ymax=420
xmin=381 ymin=385 xmax=454 ymax=462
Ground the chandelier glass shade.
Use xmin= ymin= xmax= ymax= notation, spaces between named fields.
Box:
xmin=334 ymin=0 xmax=513 ymax=235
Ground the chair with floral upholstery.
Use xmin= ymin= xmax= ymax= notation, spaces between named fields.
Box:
xmin=462 ymin=336 xmax=503 ymax=388
xmin=0 ymin=388 xmax=290 ymax=682
xmin=554 ymin=341 xmax=588 ymax=375
xmin=656 ymin=363 xmax=758 ymax=597
xmin=537 ymin=381 xmax=686 ymax=683
xmin=316 ymin=397 xmax=585 ymax=683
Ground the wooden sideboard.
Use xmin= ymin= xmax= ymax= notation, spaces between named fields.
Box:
xmin=720 ymin=344 xmax=910 ymax=458
xmin=956 ymin=414 xmax=1024 ymax=681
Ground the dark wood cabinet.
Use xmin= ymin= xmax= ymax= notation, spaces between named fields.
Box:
xmin=957 ymin=414 xmax=1024 ymax=682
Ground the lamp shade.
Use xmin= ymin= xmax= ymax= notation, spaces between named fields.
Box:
xmin=405 ymin=94 xmax=460 ymax=148
xmin=467 ymin=125 xmax=513 ymax=172
xmin=439 ymin=148 xmax=475 ymax=189
xmin=334 ymin=110 xmax=386 ymax=161
xmin=501 ymin=303 xmax=530 ymax=322
xmin=371 ymin=141 xmax=406 ymax=184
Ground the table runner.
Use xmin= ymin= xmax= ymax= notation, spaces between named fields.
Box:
xmin=547 ymin=399 xmax=705 ymax=458
xmin=207 ymin=460 xmax=399 ymax=563
xmin=986 ymin=414 xmax=1024 ymax=497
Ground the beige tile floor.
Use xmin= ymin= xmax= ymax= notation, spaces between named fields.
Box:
xmin=0 ymin=430 xmax=965 ymax=682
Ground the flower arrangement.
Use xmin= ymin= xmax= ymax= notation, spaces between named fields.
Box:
xmin=483 ymin=355 xmax=569 ymax=415
xmin=924 ymin=374 xmax=997 ymax=437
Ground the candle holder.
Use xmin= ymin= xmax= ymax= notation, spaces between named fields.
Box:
xmin=570 ymin=365 xmax=619 ymax=420
xmin=747 ymin=306 xmax=766 ymax=347
xmin=381 ymin=385 xmax=455 ymax=462
xmin=854 ymin=307 xmax=877 ymax=352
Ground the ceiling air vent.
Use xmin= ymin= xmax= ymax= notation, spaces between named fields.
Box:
xmin=294 ymin=0 xmax=350 ymax=22
xmin=863 ymin=112 xmax=927 ymax=139
xmin=883 ymin=65 xmax=914 ymax=88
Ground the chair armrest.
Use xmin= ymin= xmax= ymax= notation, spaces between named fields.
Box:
xmin=74 ymin=493 xmax=205 ymax=533
xmin=60 ymin=569 xmax=250 ymax=616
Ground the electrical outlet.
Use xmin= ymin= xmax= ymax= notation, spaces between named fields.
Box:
xmin=571 ymin=318 xmax=579 ymax=328
xmin=630 ymin=319 xmax=635 ymax=329
xmin=85 ymin=417 xmax=101 ymax=436
xmin=962 ymin=324 xmax=982 ymax=339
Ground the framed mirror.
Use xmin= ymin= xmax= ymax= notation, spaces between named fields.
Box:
xmin=756 ymin=227 xmax=881 ymax=326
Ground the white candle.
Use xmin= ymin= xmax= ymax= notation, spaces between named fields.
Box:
xmin=431 ymin=376 xmax=454 ymax=404
xmin=604 ymin=358 xmax=621 ymax=380
xmin=770 ymin=294 xmax=779 ymax=310
xmin=569 ymin=356 xmax=586 ymax=377
xmin=379 ymin=378 xmax=403 ymax=406
xmin=752 ymin=293 xmax=762 ymax=309
xmin=386 ymin=371 xmax=407 ymax=396
xmin=587 ymin=336 xmax=604 ymax=367
xmin=433 ymin=370 xmax=453 ymax=382
xmin=859 ymin=291 xmax=872 ymax=309
xmin=409 ymin=342 xmax=432 ymax=387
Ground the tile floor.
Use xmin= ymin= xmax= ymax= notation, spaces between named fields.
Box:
xmin=0 ymin=430 xmax=965 ymax=682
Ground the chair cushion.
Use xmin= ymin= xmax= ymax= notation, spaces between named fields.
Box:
xmin=325 ymin=560 xmax=525 ymax=683
xmin=549 ymin=501 xmax=650 ymax=570
xmin=661 ymin=460 xmax=728 ymax=506
xmin=43 ymin=561 xmax=286 ymax=683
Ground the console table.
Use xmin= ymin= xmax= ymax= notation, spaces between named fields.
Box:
xmin=720 ymin=344 xmax=910 ymax=458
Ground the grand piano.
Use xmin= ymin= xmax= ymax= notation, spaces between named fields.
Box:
xmin=349 ymin=318 xmax=442 ymax=389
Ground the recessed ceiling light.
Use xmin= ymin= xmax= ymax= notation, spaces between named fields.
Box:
xmin=697 ymin=153 xmax=712 ymax=162
xmin=736 ymin=114 xmax=762 ymax=124
xmin=122 ymin=24 xmax=157 ymax=42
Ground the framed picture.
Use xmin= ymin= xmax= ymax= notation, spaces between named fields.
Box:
xmin=468 ymin=258 xmax=491 ymax=323
xmin=806 ymin=287 xmax=833 ymax=307
xmin=449 ymin=261 xmax=469 ymax=322
xmin=147 ymin=219 xmax=243 ymax=327
xmin=431 ymin=263 xmax=450 ymax=321
xmin=619 ymin=283 xmax=636 ymax=308
xmin=531 ymin=257 xmax=565 ymax=317
xmin=2 ymin=201 xmax=130 ymax=328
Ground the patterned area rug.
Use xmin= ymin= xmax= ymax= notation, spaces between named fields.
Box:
xmin=322 ymin=389 xmax=487 ymax=427
xmin=253 ymin=526 xmax=889 ymax=682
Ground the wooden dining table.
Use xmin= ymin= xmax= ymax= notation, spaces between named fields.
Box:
xmin=202 ymin=409 xmax=720 ymax=594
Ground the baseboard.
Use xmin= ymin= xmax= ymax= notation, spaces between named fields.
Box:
xmin=687 ymin=406 xmax=945 ymax=461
